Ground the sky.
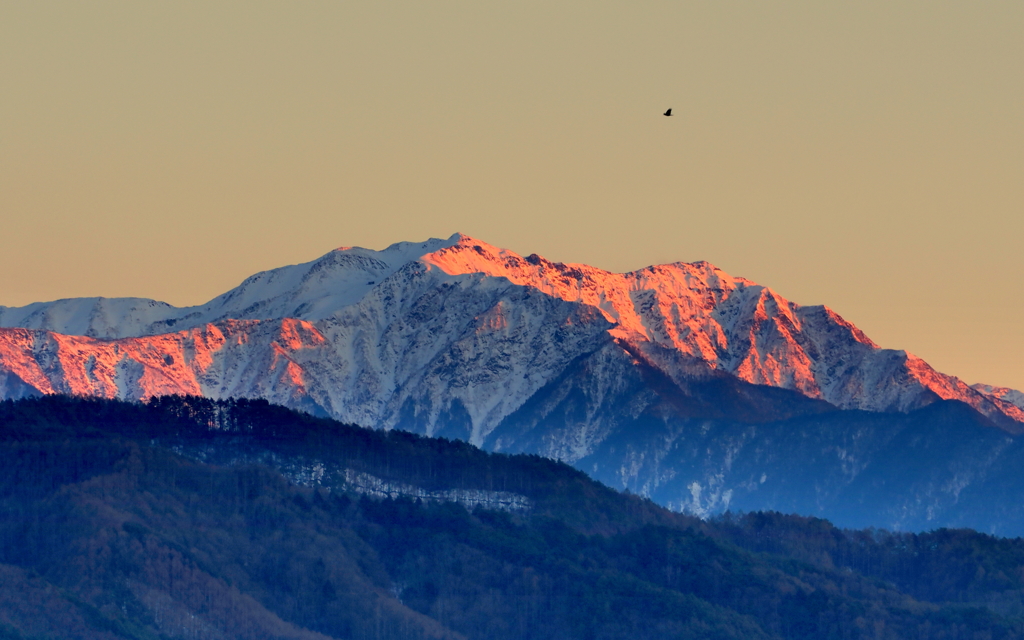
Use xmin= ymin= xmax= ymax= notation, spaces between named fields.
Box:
xmin=1 ymin=2 xmax=1022 ymax=389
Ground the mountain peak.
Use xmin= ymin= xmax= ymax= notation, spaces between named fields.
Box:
xmin=973 ymin=383 xmax=1024 ymax=411
xmin=334 ymin=233 xmax=464 ymax=261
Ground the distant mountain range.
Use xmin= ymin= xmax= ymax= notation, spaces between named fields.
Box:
xmin=2 ymin=233 xmax=1022 ymax=531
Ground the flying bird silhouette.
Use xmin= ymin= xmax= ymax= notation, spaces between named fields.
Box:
xmin=663 ymin=108 xmax=672 ymax=116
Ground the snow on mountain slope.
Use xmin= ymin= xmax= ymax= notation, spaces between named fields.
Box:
xmin=1 ymin=232 xmax=1021 ymax=432
xmin=0 ymin=236 xmax=462 ymax=339
xmin=0 ymin=297 xmax=180 ymax=340
xmin=973 ymin=383 xmax=1024 ymax=411
xmin=0 ymin=261 xmax=613 ymax=445
xmin=420 ymin=237 xmax=1024 ymax=429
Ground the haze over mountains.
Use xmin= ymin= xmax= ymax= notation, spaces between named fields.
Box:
xmin=3 ymin=234 xmax=1023 ymax=531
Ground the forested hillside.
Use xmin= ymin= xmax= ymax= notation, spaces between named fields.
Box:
xmin=3 ymin=396 xmax=1024 ymax=639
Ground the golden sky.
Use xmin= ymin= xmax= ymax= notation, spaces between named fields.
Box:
xmin=1 ymin=2 xmax=1022 ymax=388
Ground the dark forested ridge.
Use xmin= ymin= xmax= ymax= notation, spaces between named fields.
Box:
xmin=3 ymin=396 xmax=1024 ymax=639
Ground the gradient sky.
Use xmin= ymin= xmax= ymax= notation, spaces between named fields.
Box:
xmin=2 ymin=2 xmax=1022 ymax=389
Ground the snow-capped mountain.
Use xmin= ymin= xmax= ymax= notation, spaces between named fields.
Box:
xmin=2 ymin=233 xmax=1019 ymax=432
xmin=0 ymin=237 xmax=459 ymax=339
xmin=2 ymin=233 xmax=1023 ymax=527
xmin=973 ymin=383 xmax=1024 ymax=411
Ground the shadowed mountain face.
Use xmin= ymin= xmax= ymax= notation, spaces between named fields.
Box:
xmin=5 ymin=396 xmax=1024 ymax=640
xmin=1 ymin=234 xmax=1022 ymax=524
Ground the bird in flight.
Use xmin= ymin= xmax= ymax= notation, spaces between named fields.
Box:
xmin=663 ymin=108 xmax=672 ymax=116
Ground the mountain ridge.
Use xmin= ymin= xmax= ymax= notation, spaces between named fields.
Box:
xmin=2 ymin=232 xmax=1019 ymax=428
xmin=3 ymin=234 xmax=1023 ymax=525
